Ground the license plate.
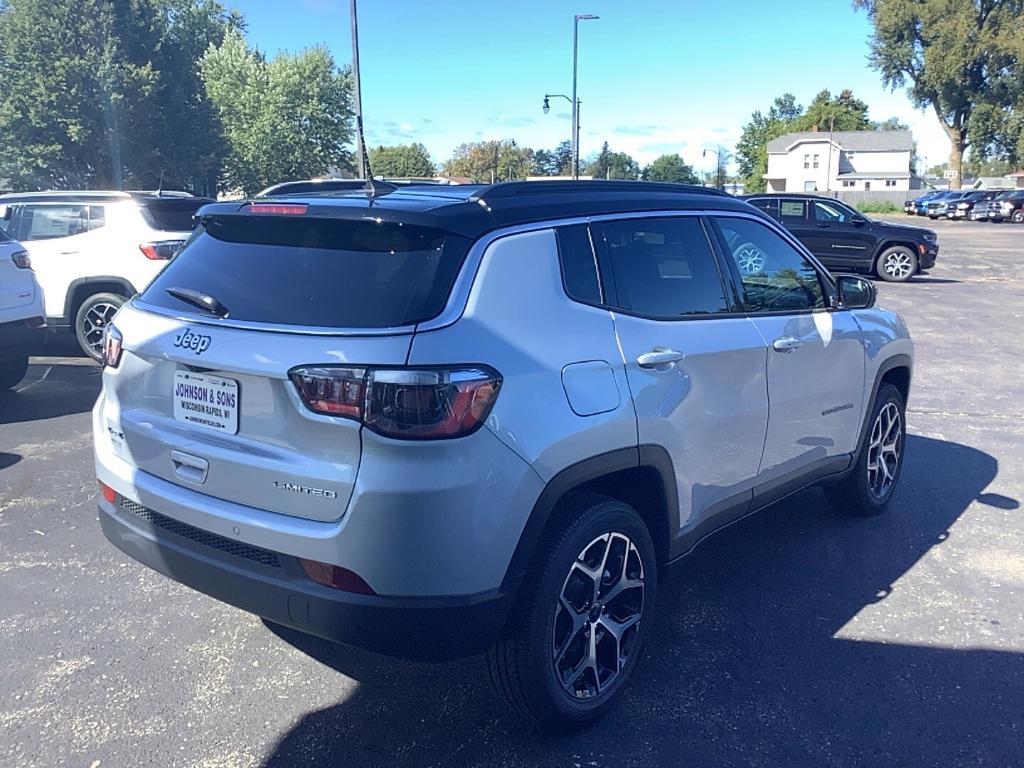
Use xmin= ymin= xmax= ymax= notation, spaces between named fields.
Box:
xmin=173 ymin=371 xmax=239 ymax=434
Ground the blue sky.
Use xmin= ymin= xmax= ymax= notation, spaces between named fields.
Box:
xmin=234 ymin=0 xmax=950 ymax=173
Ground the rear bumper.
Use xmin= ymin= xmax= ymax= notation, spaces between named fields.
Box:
xmin=0 ymin=319 xmax=46 ymax=357
xmin=99 ymin=497 xmax=515 ymax=661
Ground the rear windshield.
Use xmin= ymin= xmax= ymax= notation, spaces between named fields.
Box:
xmin=141 ymin=215 xmax=471 ymax=328
xmin=139 ymin=199 xmax=209 ymax=232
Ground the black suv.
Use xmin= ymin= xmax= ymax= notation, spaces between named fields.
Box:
xmin=744 ymin=194 xmax=938 ymax=282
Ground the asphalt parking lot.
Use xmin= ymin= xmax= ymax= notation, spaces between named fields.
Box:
xmin=2 ymin=217 xmax=1022 ymax=768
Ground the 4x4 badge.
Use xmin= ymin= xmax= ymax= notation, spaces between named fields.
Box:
xmin=173 ymin=328 xmax=212 ymax=355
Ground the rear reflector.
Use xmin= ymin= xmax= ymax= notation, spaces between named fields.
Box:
xmin=299 ymin=558 xmax=376 ymax=594
xmin=98 ymin=481 xmax=116 ymax=503
xmin=243 ymin=203 xmax=308 ymax=215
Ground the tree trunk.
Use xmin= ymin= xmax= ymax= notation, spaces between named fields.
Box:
xmin=946 ymin=125 xmax=966 ymax=190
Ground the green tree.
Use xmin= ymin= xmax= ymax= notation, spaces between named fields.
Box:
xmin=369 ymin=143 xmax=435 ymax=177
xmin=735 ymin=93 xmax=803 ymax=193
xmin=642 ymin=154 xmax=699 ymax=184
xmin=584 ymin=142 xmax=641 ymax=179
xmin=442 ymin=140 xmax=534 ymax=183
xmin=0 ymin=0 xmax=237 ymax=191
xmin=855 ymin=0 xmax=1024 ymax=188
xmin=792 ymin=89 xmax=871 ymax=132
xmin=201 ymin=30 xmax=353 ymax=195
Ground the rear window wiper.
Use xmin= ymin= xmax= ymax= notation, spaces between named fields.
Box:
xmin=165 ymin=287 xmax=229 ymax=318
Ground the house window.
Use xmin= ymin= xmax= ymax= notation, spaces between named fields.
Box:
xmin=813 ymin=154 xmax=820 ymax=169
xmin=885 ymin=179 xmax=897 ymax=187
xmin=842 ymin=180 xmax=855 ymax=188
xmin=803 ymin=181 xmax=817 ymax=192
xmin=803 ymin=154 xmax=810 ymax=169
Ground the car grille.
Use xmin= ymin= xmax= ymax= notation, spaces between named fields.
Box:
xmin=119 ymin=497 xmax=282 ymax=569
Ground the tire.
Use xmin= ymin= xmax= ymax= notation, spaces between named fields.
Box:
xmin=928 ymin=215 xmax=938 ymax=220
xmin=0 ymin=354 xmax=29 ymax=390
xmin=74 ymin=292 xmax=124 ymax=362
xmin=876 ymin=246 xmax=917 ymax=282
xmin=1013 ymin=209 xmax=1024 ymax=224
xmin=824 ymin=383 xmax=906 ymax=516
xmin=486 ymin=493 xmax=657 ymax=729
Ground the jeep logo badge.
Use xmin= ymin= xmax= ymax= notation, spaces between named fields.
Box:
xmin=173 ymin=328 xmax=212 ymax=355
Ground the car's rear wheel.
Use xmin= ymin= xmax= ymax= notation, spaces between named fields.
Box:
xmin=487 ymin=494 xmax=656 ymax=728
xmin=1013 ymin=209 xmax=1023 ymax=224
xmin=825 ymin=383 xmax=906 ymax=516
xmin=0 ymin=354 xmax=29 ymax=390
xmin=876 ymin=246 xmax=916 ymax=282
xmin=75 ymin=292 xmax=124 ymax=361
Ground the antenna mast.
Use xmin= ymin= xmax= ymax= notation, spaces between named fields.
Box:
xmin=350 ymin=0 xmax=371 ymax=181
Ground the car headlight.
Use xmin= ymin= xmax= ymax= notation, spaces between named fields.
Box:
xmin=956 ymin=203 xmax=970 ymax=209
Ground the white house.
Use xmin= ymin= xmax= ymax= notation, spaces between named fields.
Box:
xmin=764 ymin=130 xmax=920 ymax=193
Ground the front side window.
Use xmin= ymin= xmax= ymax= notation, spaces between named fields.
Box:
xmin=712 ymin=216 xmax=825 ymax=313
xmin=591 ymin=217 xmax=728 ymax=318
xmin=813 ymin=201 xmax=847 ymax=223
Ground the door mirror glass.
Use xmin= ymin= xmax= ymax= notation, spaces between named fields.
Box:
xmin=850 ymin=214 xmax=866 ymax=226
xmin=836 ymin=274 xmax=875 ymax=309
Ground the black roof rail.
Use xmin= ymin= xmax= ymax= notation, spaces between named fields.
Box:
xmin=470 ymin=180 xmax=729 ymax=200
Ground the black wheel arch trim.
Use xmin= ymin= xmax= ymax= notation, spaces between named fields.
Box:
xmin=500 ymin=445 xmax=679 ymax=592
xmin=854 ymin=353 xmax=912 ymax=459
xmin=63 ymin=277 xmax=137 ymax=324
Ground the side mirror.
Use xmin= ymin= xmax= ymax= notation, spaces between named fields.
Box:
xmin=836 ymin=274 xmax=876 ymax=310
xmin=850 ymin=214 xmax=866 ymax=226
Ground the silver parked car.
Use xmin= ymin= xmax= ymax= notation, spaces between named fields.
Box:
xmin=93 ymin=182 xmax=913 ymax=726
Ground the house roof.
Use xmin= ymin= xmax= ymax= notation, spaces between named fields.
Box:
xmin=972 ymin=176 xmax=1016 ymax=189
xmin=835 ymin=171 xmax=912 ymax=180
xmin=767 ymin=130 xmax=914 ymax=153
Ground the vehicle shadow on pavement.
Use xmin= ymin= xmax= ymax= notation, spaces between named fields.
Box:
xmin=260 ymin=435 xmax=1021 ymax=768
xmin=0 ymin=362 xmax=101 ymax=425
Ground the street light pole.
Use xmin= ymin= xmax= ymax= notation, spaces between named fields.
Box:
xmin=571 ymin=14 xmax=598 ymax=180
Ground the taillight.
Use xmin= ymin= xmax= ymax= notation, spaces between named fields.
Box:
xmin=139 ymin=240 xmax=184 ymax=260
xmin=243 ymin=203 xmax=308 ymax=215
xmin=299 ymin=558 xmax=375 ymax=594
xmin=103 ymin=324 xmax=123 ymax=368
xmin=289 ymin=365 xmax=502 ymax=440
xmin=12 ymin=250 xmax=30 ymax=269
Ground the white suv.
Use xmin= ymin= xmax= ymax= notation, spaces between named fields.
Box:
xmin=0 ymin=191 xmax=211 ymax=360
xmin=0 ymin=227 xmax=45 ymax=388
xmin=93 ymin=182 xmax=913 ymax=726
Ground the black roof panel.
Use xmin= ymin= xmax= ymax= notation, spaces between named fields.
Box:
xmin=198 ymin=181 xmax=756 ymax=239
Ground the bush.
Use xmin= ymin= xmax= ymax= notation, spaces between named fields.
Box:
xmin=854 ymin=200 xmax=901 ymax=214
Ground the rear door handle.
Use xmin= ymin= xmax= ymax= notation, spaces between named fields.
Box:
xmin=637 ymin=349 xmax=686 ymax=370
xmin=772 ymin=337 xmax=802 ymax=352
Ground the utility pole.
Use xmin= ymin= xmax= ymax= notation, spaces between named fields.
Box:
xmin=571 ymin=14 xmax=598 ymax=179
xmin=350 ymin=0 xmax=369 ymax=180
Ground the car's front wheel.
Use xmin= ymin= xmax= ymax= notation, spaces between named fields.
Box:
xmin=75 ymin=292 xmax=124 ymax=361
xmin=487 ymin=494 xmax=657 ymax=728
xmin=0 ymin=354 xmax=29 ymax=390
xmin=1013 ymin=209 xmax=1024 ymax=224
xmin=876 ymin=246 xmax=917 ymax=282
xmin=825 ymin=382 xmax=906 ymax=516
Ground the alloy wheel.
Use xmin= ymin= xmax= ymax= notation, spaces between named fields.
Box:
xmin=883 ymin=251 xmax=913 ymax=280
xmin=552 ymin=532 xmax=645 ymax=700
xmin=81 ymin=301 xmax=119 ymax=357
xmin=867 ymin=402 xmax=902 ymax=499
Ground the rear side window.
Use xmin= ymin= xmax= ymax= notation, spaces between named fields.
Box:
xmin=591 ymin=217 xmax=729 ymax=318
xmin=748 ymin=198 xmax=779 ymax=218
xmin=556 ymin=224 xmax=601 ymax=304
xmin=779 ymin=200 xmax=807 ymax=220
xmin=139 ymin=199 xmax=209 ymax=232
xmin=141 ymin=216 xmax=471 ymax=328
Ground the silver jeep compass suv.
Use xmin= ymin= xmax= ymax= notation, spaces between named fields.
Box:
xmin=94 ymin=181 xmax=912 ymax=726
